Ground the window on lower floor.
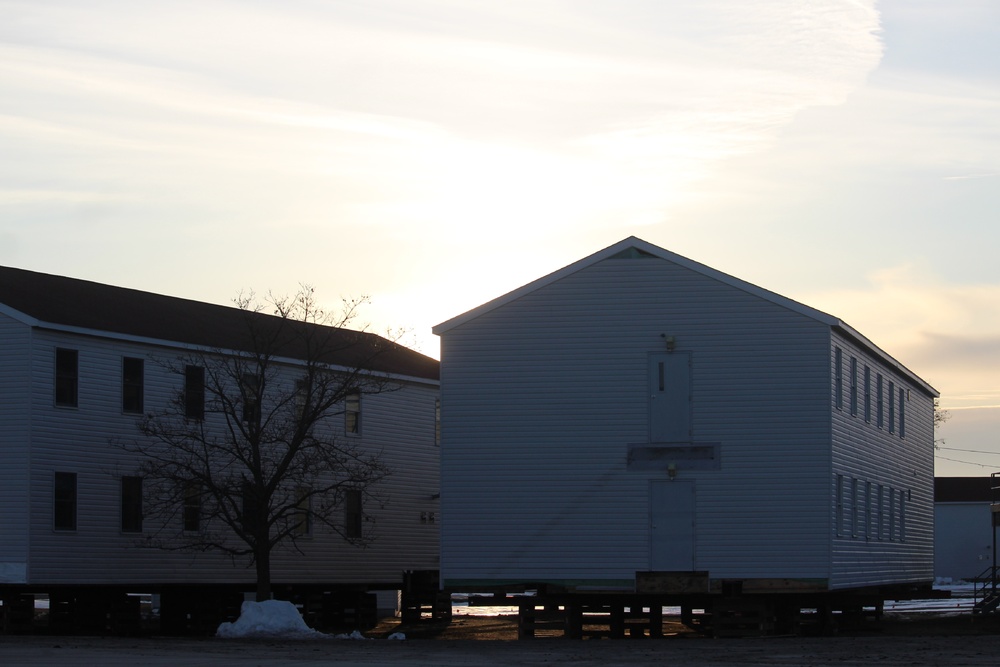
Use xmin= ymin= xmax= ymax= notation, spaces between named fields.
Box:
xmin=54 ymin=471 xmax=77 ymax=530
xmin=121 ymin=476 xmax=143 ymax=533
xmin=345 ymin=488 xmax=363 ymax=539
xmin=293 ymin=488 xmax=312 ymax=536
xmin=183 ymin=482 xmax=201 ymax=532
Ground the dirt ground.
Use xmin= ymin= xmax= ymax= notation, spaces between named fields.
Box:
xmin=3 ymin=613 xmax=1000 ymax=666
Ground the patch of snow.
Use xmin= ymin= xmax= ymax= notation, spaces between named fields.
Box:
xmin=332 ymin=630 xmax=370 ymax=640
xmin=217 ymin=600 xmax=327 ymax=639
xmin=387 ymin=632 xmax=406 ymax=640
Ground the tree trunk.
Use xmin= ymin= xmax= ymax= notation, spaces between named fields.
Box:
xmin=255 ymin=545 xmax=272 ymax=602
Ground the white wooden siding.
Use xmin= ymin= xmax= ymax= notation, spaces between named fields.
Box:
xmin=23 ymin=328 xmax=438 ymax=587
xmin=440 ymin=256 xmax=835 ymax=587
xmin=0 ymin=312 xmax=31 ymax=582
xmin=829 ymin=332 xmax=935 ymax=589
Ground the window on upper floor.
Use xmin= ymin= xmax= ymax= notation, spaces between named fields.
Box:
xmin=55 ymin=348 xmax=78 ymax=407
xmin=241 ymin=373 xmax=260 ymax=424
xmin=122 ymin=357 xmax=144 ymax=414
xmin=345 ymin=390 xmax=361 ymax=435
xmin=121 ymin=476 xmax=143 ymax=533
xmin=863 ymin=366 xmax=871 ymax=423
xmin=899 ymin=387 xmax=906 ymax=438
xmin=435 ymin=398 xmax=441 ymax=447
xmin=876 ymin=374 xmax=884 ymax=428
xmin=184 ymin=365 xmax=205 ymax=420
xmin=888 ymin=381 xmax=896 ymax=434
xmin=834 ymin=347 xmax=843 ymax=410
xmin=849 ymin=357 xmax=858 ymax=417
xmin=54 ymin=471 xmax=77 ymax=531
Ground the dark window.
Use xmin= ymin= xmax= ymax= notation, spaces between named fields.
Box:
xmin=184 ymin=365 xmax=205 ymax=420
xmin=900 ymin=490 xmax=907 ymax=541
xmin=888 ymin=486 xmax=897 ymax=540
xmin=899 ymin=387 xmax=906 ymax=438
xmin=241 ymin=481 xmax=259 ymax=531
xmin=435 ymin=398 xmax=441 ymax=447
xmin=183 ymin=482 xmax=201 ymax=532
xmin=833 ymin=348 xmax=843 ymax=410
xmin=54 ymin=472 xmax=77 ymax=530
xmin=876 ymin=484 xmax=885 ymax=540
xmin=876 ymin=374 xmax=884 ymax=428
xmin=241 ymin=373 xmax=260 ymax=424
xmin=888 ymin=381 xmax=896 ymax=434
xmin=121 ymin=476 xmax=143 ymax=533
xmin=293 ymin=488 xmax=312 ymax=536
xmin=835 ymin=474 xmax=844 ymax=537
xmin=345 ymin=489 xmax=363 ymax=539
xmin=346 ymin=391 xmax=361 ymax=434
xmin=55 ymin=348 xmax=78 ymax=407
xmin=863 ymin=365 xmax=871 ymax=423
xmin=122 ymin=357 xmax=144 ymax=413
xmin=850 ymin=477 xmax=858 ymax=538
xmin=849 ymin=357 xmax=858 ymax=417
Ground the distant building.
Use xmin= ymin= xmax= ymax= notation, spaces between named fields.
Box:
xmin=935 ymin=477 xmax=997 ymax=581
xmin=434 ymin=237 xmax=938 ymax=595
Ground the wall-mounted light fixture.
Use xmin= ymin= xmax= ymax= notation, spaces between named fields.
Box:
xmin=661 ymin=333 xmax=676 ymax=352
xmin=668 ymin=463 xmax=677 ymax=480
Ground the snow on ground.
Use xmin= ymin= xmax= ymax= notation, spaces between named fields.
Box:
xmin=217 ymin=600 xmax=328 ymax=638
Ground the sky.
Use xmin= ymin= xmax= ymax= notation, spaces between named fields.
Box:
xmin=1 ymin=1 xmax=997 ymax=475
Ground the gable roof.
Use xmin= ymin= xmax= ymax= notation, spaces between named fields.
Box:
xmin=433 ymin=236 xmax=935 ymax=397
xmin=0 ymin=265 xmax=439 ymax=382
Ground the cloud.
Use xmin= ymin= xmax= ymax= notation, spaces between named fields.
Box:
xmin=799 ymin=265 xmax=1000 ymax=408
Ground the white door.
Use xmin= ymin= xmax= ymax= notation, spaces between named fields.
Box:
xmin=649 ymin=352 xmax=691 ymax=442
xmin=650 ymin=480 xmax=695 ymax=571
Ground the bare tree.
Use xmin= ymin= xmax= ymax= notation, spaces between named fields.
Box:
xmin=119 ymin=287 xmax=397 ymax=601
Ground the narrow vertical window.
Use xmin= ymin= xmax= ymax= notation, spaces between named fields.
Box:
xmin=241 ymin=373 xmax=260 ymax=424
xmin=183 ymin=482 xmax=201 ymax=532
xmin=241 ymin=481 xmax=258 ymax=531
xmin=876 ymin=374 xmax=884 ymax=428
xmin=863 ymin=366 xmax=871 ymax=423
xmin=55 ymin=348 xmax=79 ymax=407
xmin=184 ymin=365 xmax=205 ymax=420
xmin=122 ymin=357 xmax=144 ymax=414
xmin=849 ymin=357 xmax=858 ymax=417
xmin=294 ymin=378 xmax=309 ymax=419
xmin=121 ymin=476 xmax=143 ymax=533
xmin=864 ymin=481 xmax=872 ymax=540
xmin=899 ymin=387 xmax=906 ymax=438
xmin=345 ymin=489 xmax=363 ymax=539
xmin=434 ymin=398 xmax=441 ymax=447
xmin=835 ymin=474 xmax=844 ymax=537
xmin=851 ymin=477 xmax=858 ymax=538
xmin=346 ymin=390 xmax=361 ymax=434
xmin=888 ymin=381 xmax=896 ymax=434
xmin=877 ymin=484 xmax=885 ymax=540
xmin=54 ymin=472 xmax=77 ymax=530
xmin=293 ymin=488 xmax=312 ymax=536
xmin=891 ymin=488 xmax=897 ymax=541
xmin=834 ymin=347 xmax=843 ymax=410
xmin=900 ymin=490 xmax=907 ymax=541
